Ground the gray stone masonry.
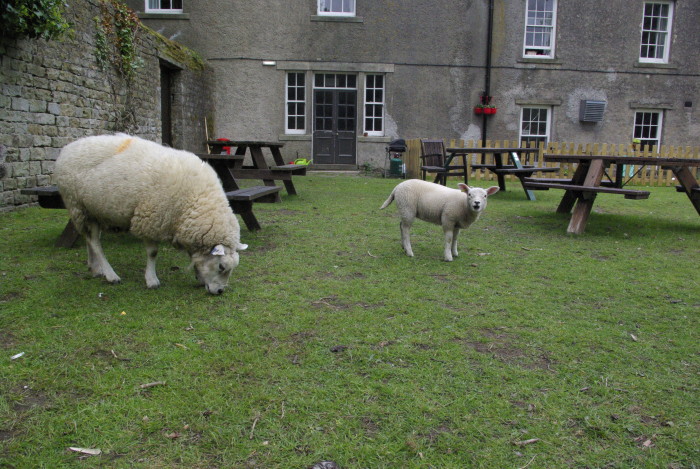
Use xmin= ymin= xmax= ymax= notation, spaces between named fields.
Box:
xmin=0 ymin=0 xmax=214 ymax=210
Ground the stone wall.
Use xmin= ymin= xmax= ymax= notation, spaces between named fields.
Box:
xmin=0 ymin=0 xmax=214 ymax=210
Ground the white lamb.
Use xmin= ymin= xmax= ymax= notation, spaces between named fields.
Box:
xmin=380 ymin=179 xmax=499 ymax=261
xmin=54 ymin=134 xmax=248 ymax=294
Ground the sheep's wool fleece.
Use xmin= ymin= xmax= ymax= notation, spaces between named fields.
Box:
xmin=54 ymin=134 xmax=240 ymax=250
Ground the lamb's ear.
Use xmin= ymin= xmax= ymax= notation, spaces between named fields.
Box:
xmin=211 ymin=244 xmax=226 ymax=256
xmin=237 ymin=243 xmax=248 ymax=251
xmin=458 ymin=183 xmax=470 ymax=193
xmin=486 ymin=186 xmax=500 ymax=196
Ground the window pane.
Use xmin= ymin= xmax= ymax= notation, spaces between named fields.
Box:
xmin=640 ymin=2 xmax=672 ymax=62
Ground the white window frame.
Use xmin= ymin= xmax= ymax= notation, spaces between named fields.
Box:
xmin=145 ymin=0 xmax=183 ymax=13
xmin=639 ymin=1 xmax=673 ymax=64
xmin=318 ymin=0 xmax=355 ymax=17
xmin=633 ymin=110 xmax=663 ymax=150
xmin=523 ymin=0 xmax=557 ymax=58
xmin=285 ymin=72 xmax=306 ymax=135
xmin=363 ymin=74 xmax=384 ymax=137
xmin=519 ymin=106 xmax=551 ymax=147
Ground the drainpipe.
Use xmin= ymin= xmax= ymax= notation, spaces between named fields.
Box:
xmin=481 ymin=0 xmax=494 ymax=143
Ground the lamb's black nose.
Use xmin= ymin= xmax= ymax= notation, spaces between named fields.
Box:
xmin=216 ymin=288 xmax=224 ymax=295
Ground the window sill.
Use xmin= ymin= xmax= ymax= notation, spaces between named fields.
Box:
xmin=359 ymin=135 xmax=390 ymax=143
xmin=279 ymin=134 xmax=312 ymax=142
xmin=516 ymin=57 xmax=562 ymax=66
xmin=634 ymin=62 xmax=677 ymax=70
xmin=311 ymin=15 xmax=364 ymax=23
xmin=138 ymin=13 xmax=190 ymax=20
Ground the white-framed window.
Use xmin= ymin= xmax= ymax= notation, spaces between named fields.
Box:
xmin=364 ymin=74 xmax=384 ymax=136
xmin=285 ymin=72 xmax=306 ymax=134
xmin=318 ymin=0 xmax=355 ymax=16
xmin=523 ymin=0 xmax=557 ymax=58
xmin=640 ymin=2 xmax=673 ymax=63
xmin=633 ymin=110 xmax=663 ymax=150
xmin=520 ymin=107 xmax=551 ymax=148
xmin=146 ymin=0 xmax=182 ymax=13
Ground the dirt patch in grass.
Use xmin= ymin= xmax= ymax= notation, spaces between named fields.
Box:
xmin=0 ymin=330 xmax=16 ymax=349
xmin=456 ymin=329 xmax=555 ymax=371
xmin=311 ymin=295 xmax=384 ymax=311
xmin=11 ymin=386 xmax=51 ymax=414
xmin=0 ymin=291 xmax=22 ymax=304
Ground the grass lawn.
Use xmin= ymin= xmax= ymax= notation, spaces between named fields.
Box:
xmin=1 ymin=174 xmax=698 ymax=468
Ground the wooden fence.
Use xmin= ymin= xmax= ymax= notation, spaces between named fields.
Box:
xmin=403 ymin=139 xmax=700 ymax=187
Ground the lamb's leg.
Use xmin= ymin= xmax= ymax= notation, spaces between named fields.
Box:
xmin=443 ymin=226 xmax=455 ymax=262
xmin=400 ymin=219 xmax=414 ymax=257
xmin=451 ymin=227 xmax=460 ymax=258
xmin=144 ymin=241 xmax=160 ymax=289
xmin=85 ymin=222 xmax=121 ymax=283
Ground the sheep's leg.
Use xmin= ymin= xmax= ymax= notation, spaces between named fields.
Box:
xmin=85 ymin=222 xmax=121 ymax=283
xmin=443 ymin=226 xmax=455 ymax=262
xmin=144 ymin=241 xmax=161 ymax=289
xmin=400 ymin=220 xmax=414 ymax=257
xmin=451 ymin=227 xmax=460 ymax=258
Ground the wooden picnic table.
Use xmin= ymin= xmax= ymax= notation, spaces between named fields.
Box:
xmin=445 ymin=147 xmax=559 ymax=200
xmin=523 ymin=154 xmax=700 ymax=234
xmin=196 ymin=153 xmax=282 ymax=230
xmin=206 ymin=140 xmax=307 ymax=197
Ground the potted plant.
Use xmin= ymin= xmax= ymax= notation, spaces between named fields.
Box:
xmin=474 ymin=104 xmax=497 ymax=115
xmin=475 ymin=95 xmax=497 ymax=115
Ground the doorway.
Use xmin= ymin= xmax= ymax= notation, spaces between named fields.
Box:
xmin=312 ymin=74 xmax=357 ymax=165
xmin=159 ymin=62 xmax=177 ymax=147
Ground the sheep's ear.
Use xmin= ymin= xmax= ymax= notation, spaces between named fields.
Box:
xmin=237 ymin=243 xmax=248 ymax=251
xmin=211 ymin=244 xmax=226 ymax=256
xmin=458 ymin=183 xmax=470 ymax=193
xmin=486 ymin=186 xmax=500 ymax=196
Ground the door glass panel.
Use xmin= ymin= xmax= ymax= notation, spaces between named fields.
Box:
xmin=314 ymin=91 xmax=334 ymax=131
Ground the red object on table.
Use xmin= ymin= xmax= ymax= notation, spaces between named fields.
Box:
xmin=216 ymin=138 xmax=231 ymax=154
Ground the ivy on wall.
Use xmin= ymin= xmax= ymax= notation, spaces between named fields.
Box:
xmin=0 ymin=0 xmax=71 ymax=40
xmin=93 ymin=0 xmax=144 ymax=132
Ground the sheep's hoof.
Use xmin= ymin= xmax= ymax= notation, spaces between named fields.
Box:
xmin=146 ymin=280 xmax=161 ymax=289
xmin=104 ymin=275 xmax=121 ymax=284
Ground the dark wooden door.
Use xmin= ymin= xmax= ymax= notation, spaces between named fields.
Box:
xmin=313 ymin=89 xmax=356 ymax=164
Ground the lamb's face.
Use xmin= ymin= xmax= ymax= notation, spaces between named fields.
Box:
xmin=466 ymin=188 xmax=489 ymax=212
xmin=459 ymin=184 xmax=500 ymax=212
xmin=191 ymin=244 xmax=245 ymax=295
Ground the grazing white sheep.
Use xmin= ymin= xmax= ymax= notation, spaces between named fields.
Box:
xmin=54 ymin=134 xmax=247 ymax=294
xmin=380 ymin=179 xmax=499 ymax=261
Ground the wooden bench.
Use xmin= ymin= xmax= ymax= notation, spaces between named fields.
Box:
xmin=523 ymin=177 xmax=626 ymax=189
xmin=675 ymin=184 xmax=700 ymax=200
xmin=21 ymin=184 xmax=280 ymax=248
xmin=271 ymin=164 xmax=308 ymax=175
xmin=225 ymin=185 xmax=282 ymax=231
xmin=522 ymin=182 xmax=650 ymax=199
xmin=454 ymin=148 xmax=560 ymax=200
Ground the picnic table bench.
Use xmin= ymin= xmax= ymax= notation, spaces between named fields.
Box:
xmin=446 ymin=147 xmax=560 ymax=200
xmin=206 ymin=140 xmax=307 ymax=197
xmin=21 ymin=181 xmax=279 ymax=247
xmin=523 ymin=154 xmax=700 ymax=234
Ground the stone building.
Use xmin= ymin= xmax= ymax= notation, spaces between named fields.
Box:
xmin=129 ymin=0 xmax=699 ymax=169
xmin=0 ymin=0 xmax=214 ymax=210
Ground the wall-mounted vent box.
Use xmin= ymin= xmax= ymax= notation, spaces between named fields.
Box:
xmin=579 ymin=100 xmax=606 ymax=122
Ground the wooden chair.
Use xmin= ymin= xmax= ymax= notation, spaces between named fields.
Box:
xmin=419 ymin=139 xmax=467 ymax=185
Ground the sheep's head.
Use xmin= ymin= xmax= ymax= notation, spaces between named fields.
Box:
xmin=458 ymin=184 xmax=500 ymax=212
xmin=191 ymin=243 xmax=248 ymax=294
